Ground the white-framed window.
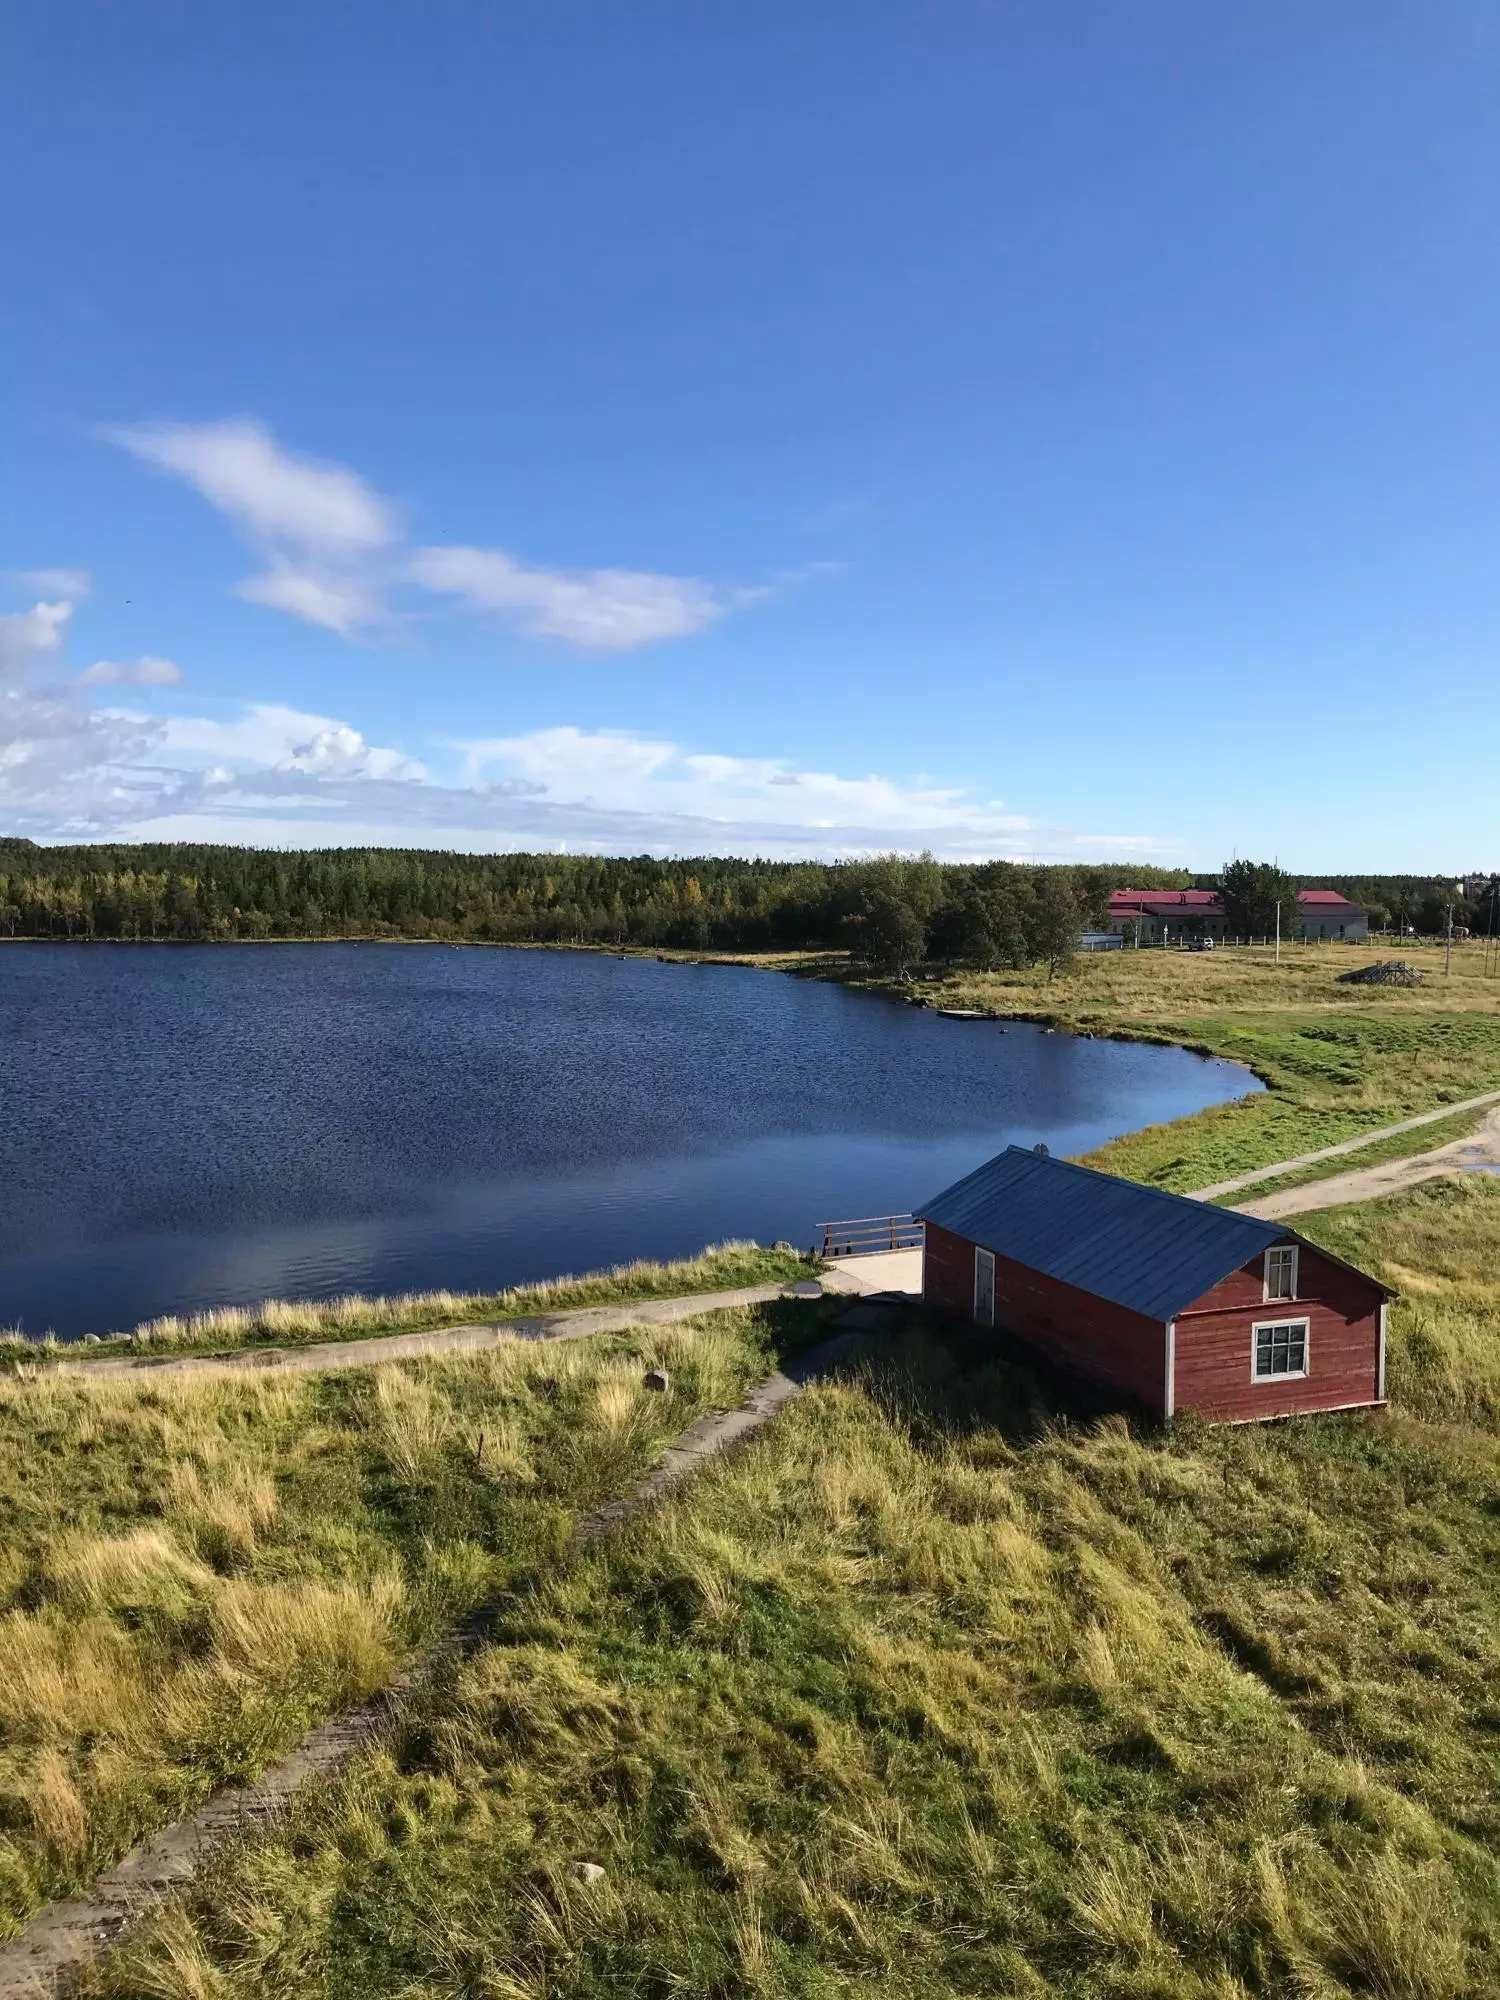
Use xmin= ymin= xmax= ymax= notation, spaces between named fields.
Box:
xmin=1263 ymin=1244 xmax=1298 ymax=1302
xmin=1252 ymin=1317 xmax=1309 ymax=1381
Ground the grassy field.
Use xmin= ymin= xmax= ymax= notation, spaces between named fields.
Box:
xmin=1204 ymin=1102 xmax=1495 ymax=1207
xmin=93 ymin=1176 xmax=1500 ymax=2000
xmin=0 ymin=1242 xmax=816 ymax=1367
xmin=884 ymin=939 xmax=1500 ymax=1192
xmin=0 ymin=1299 xmax=821 ymax=1937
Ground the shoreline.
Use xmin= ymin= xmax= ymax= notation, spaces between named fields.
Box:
xmin=4 ymin=939 xmax=1493 ymax=1348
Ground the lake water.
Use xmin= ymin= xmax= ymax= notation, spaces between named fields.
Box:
xmin=0 ymin=945 xmax=1258 ymax=1339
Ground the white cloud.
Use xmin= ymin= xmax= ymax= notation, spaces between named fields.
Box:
xmin=104 ymin=414 xmax=785 ymax=652
xmin=159 ymin=701 xmax=424 ymax=781
xmin=276 ymin=722 xmax=427 ymax=782
xmin=5 ymin=685 xmax=1174 ymax=858
xmin=0 ymin=595 xmax=169 ymax=834
xmin=408 ymin=545 xmax=731 ymax=651
xmin=8 ymin=569 xmax=92 ymax=600
xmin=104 ymin=419 xmax=403 ymax=640
xmin=79 ymin=654 xmax=182 ymax=687
xmin=0 ymin=600 xmax=73 ymax=674
xmin=234 ymin=563 xmax=389 ymax=638
xmin=0 ymin=564 xmax=1167 ymax=856
xmin=108 ymin=418 xmax=397 ymax=553
xmin=456 ymin=726 xmax=1024 ymax=841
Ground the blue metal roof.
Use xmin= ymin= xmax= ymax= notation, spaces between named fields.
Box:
xmin=917 ymin=1146 xmax=1287 ymax=1322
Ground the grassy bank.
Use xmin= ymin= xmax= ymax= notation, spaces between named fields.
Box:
xmin=886 ymin=940 xmax=1500 ymax=1192
xmin=98 ymin=1176 xmax=1500 ymax=1999
xmin=0 ymin=1300 xmax=814 ymax=1937
xmin=0 ymin=1242 xmax=817 ymax=1367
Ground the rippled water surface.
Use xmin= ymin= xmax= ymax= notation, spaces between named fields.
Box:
xmin=0 ymin=945 xmax=1258 ymax=1338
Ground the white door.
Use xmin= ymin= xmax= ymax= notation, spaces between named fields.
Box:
xmin=973 ymin=1247 xmax=996 ymax=1326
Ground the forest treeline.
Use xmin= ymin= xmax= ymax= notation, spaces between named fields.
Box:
xmin=0 ymin=840 xmax=1488 ymax=974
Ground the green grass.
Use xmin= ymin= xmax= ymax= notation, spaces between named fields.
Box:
xmin=0 ymin=1298 xmax=826 ymax=1937
xmin=1295 ymin=1176 xmax=1500 ymax=1425
xmin=885 ymin=940 xmax=1500 ymax=1193
xmin=95 ymin=1178 xmax=1500 ymax=1999
xmin=1204 ymin=1103 xmax=1494 ymax=1207
xmin=0 ymin=1242 xmax=818 ymax=1367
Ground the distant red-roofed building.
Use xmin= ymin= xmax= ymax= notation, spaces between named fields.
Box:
xmin=1296 ymin=890 xmax=1369 ymax=940
xmin=1105 ymin=887 xmax=1368 ymax=943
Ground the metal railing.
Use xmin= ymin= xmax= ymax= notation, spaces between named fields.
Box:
xmin=819 ymin=1214 xmax=924 ymax=1258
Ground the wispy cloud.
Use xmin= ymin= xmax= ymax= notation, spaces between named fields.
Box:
xmin=455 ymin=725 xmax=1035 ymax=844
xmin=107 ymin=418 xmax=397 ymax=553
xmin=104 ymin=418 xmax=401 ymax=642
xmin=79 ymin=654 xmax=181 ymax=687
xmin=8 ymin=568 xmax=92 ymax=600
xmin=104 ymin=415 xmax=797 ymax=654
xmin=408 ymin=545 xmax=732 ymax=651
xmin=4 ymin=650 xmax=1176 ymax=859
xmin=0 ymin=565 xmax=1170 ymax=858
xmin=233 ymin=562 xmax=390 ymax=638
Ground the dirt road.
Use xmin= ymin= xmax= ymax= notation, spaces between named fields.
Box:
xmin=1191 ymin=1087 xmax=1500 ymax=1201
xmin=1233 ymin=1104 xmax=1500 ymax=1221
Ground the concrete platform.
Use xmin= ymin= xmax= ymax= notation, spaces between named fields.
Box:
xmin=821 ymin=1248 xmax=923 ymax=1296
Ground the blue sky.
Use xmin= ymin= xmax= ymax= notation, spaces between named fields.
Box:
xmin=2 ymin=4 xmax=1496 ymax=868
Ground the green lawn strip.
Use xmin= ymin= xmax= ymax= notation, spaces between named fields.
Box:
xmin=853 ymin=950 xmax=1500 ymax=1194
xmin=1291 ymin=1177 xmax=1500 ymax=1425
xmin=1202 ymin=1103 xmax=1493 ymax=1207
xmin=105 ymin=1262 xmax=1500 ymax=1998
xmin=0 ymin=1244 xmax=819 ymax=1370
xmin=1077 ymin=1010 xmax=1500 ymax=1191
xmin=0 ymin=1298 xmax=819 ymax=1937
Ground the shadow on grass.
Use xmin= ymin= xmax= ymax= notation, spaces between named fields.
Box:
xmin=809 ymin=1299 xmax=1154 ymax=1453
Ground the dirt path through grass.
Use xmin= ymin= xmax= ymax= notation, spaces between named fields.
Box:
xmin=1189 ymin=1087 xmax=1500 ymax=1199
xmin=31 ymin=1278 xmax=865 ymax=1384
xmin=0 ymin=1317 xmax=874 ymax=1999
xmin=1233 ymin=1102 xmax=1500 ymax=1220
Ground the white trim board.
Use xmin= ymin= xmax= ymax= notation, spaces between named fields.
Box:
xmin=1262 ymin=1244 xmax=1299 ymax=1303
xmin=1164 ymin=1319 xmax=1176 ymax=1420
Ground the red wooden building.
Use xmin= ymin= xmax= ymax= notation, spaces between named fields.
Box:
xmin=918 ymin=1148 xmax=1391 ymax=1422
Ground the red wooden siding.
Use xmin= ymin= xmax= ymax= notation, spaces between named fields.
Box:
xmin=1171 ymin=1243 xmax=1383 ymax=1422
xmin=923 ymin=1226 xmax=1385 ymax=1425
xmin=923 ymin=1221 xmax=1168 ymax=1415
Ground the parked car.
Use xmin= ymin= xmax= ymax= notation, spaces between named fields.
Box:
xmin=1186 ymin=936 xmax=1215 ymax=952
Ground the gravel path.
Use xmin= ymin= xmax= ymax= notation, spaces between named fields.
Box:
xmin=28 ymin=1275 xmax=870 ymax=1383
xmin=1188 ymin=1087 xmax=1500 ymax=1201
xmin=1232 ymin=1103 xmax=1500 ymax=1220
xmin=0 ymin=1305 xmax=888 ymax=1997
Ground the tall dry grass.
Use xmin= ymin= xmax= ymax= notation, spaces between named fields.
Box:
xmin=0 ymin=1240 xmax=811 ymax=1362
xmin=101 ymin=1268 xmax=1500 ymax=1999
xmin=0 ymin=1302 xmax=780 ymax=1937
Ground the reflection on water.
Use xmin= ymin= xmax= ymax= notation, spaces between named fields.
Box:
xmin=0 ymin=945 xmax=1258 ymax=1338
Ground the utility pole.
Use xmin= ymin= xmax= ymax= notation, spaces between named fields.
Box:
xmin=1445 ymin=904 xmax=1453 ymax=976
xmin=1275 ymin=900 xmax=1281 ymax=964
